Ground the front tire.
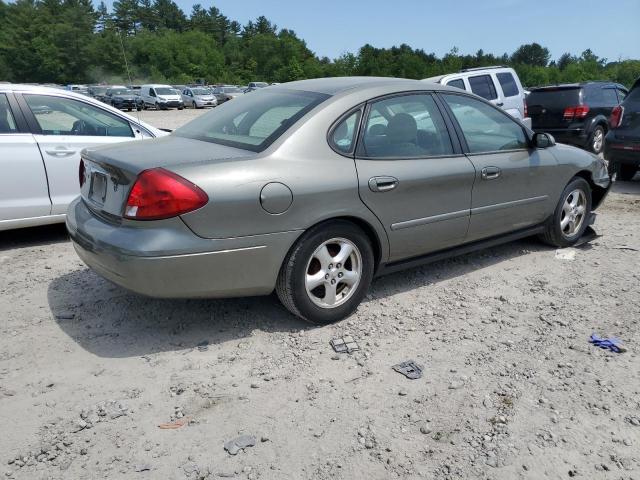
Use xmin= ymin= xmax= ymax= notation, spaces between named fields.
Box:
xmin=590 ymin=125 xmax=605 ymax=155
xmin=276 ymin=220 xmax=374 ymax=324
xmin=539 ymin=177 xmax=592 ymax=248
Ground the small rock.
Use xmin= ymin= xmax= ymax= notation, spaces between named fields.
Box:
xmin=420 ymin=426 xmax=432 ymax=435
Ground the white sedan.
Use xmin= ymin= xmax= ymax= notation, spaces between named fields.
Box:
xmin=0 ymin=84 xmax=166 ymax=231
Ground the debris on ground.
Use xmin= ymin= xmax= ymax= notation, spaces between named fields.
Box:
xmin=224 ymin=435 xmax=256 ymax=455
xmin=392 ymin=360 xmax=423 ymax=379
xmin=589 ymin=333 xmax=627 ymax=353
xmin=330 ymin=336 xmax=359 ymax=354
xmin=555 ymin=248 xmax=577 ymax=260
xmin=158 ymin=417 xmax=190 ymax=429
xmin=196 ymin=340 xmax=209 ymax=352
xmin=611 ymin=244 xmax=639 ymax=252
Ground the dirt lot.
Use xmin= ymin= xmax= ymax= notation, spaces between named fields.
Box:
xmin=0 ymin=108 xmax=639 ymax=479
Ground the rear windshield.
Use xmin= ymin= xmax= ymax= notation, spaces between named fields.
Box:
xmin=174 ymin=89 xmax=329 ymax=152
xmin=527 ymin=88 xmax=581 ymax=106
xmin=192 ymin=88 xmax=210 ymax=95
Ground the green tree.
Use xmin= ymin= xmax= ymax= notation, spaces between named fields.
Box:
xmin=511 ymin=43 xmax=550 ymax=67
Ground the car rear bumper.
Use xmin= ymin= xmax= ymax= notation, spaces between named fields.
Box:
xmin=604 ymin=140 xmax=640 ymax=166
xmin=66 ymin=197 xmax=302 ymax=298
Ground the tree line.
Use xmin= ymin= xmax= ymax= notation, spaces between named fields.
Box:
xmin=1 ymin=0 xmax=639 ymax=88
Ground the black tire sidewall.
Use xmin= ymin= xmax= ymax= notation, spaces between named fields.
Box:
xmin=289 ymin=222 xmax=374 ymax=324
xmin=550 ymin=177 xmax=592 ymax=247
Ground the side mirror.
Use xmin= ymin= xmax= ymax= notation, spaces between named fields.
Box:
xmin=533 ymin=132 xmax=555 ymax=148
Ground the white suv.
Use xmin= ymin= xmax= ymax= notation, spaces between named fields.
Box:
xmin=423 ymin=66 xmax=531 ymax=127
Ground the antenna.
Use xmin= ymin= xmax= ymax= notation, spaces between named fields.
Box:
xmin=116 ymin=28 xmax=142 ymax=127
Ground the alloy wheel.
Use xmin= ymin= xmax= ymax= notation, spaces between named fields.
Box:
xmin=304 ymin=238 xmax=362 ymax=309
xmin=593 ymin=128 xmax=604 ymax=152
xmin=560 ymin=189 xmax=586 ymax=237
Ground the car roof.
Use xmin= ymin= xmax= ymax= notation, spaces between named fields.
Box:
xmin=272 ymin=76 xmax=453 ymax=95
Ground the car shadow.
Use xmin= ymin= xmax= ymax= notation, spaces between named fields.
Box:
xmin=612 ymin=176 xmax=640 ymax=195
xmin=0 ymin=224 xmax=69 ymax=252
xmin=47 ymin=236 xmax=555 ymax=359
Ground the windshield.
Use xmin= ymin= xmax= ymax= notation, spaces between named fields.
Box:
xmin=155 ymin=88 xmax=176 ymax=95
xmin=192 ymin=88 xmax=210 ymax=95
xmin=175 ymin=89 xmax=329 ymax=152
xmin=111 ymin=89 xmax=133 ymax=95
xmin=222 ymin=87 xmax=243 ymax=93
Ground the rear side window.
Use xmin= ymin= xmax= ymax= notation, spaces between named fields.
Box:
xmin=446 ymin=79 xmax=465 ymax=90
xmin=330 ymin=110 xmax=361 ymax=154
xmin=468 ymin=75 xmax=498 ymax=100
xmin=0 ymin=94 xmax=18 ymax=133
xmin=360 ymin=93 xmax=453 ymax=158
xmin=496 ymin=72 xmax=519 ymax=97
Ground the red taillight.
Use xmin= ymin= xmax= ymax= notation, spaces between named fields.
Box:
xmin=523 ymin=101 xmax=528 ymax=118
xmin=563 ymin=105 xmax=590 ymax=120
xmin=124 ymin=168 xmax=208 ymax=220
xmin=79 ymin=159 xmax=86 ymax=188
xmin=609 ymin=105 xmax=624 ymax=129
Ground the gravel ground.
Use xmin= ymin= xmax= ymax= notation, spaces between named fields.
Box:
xmin=0 ymin=109 xmax=639 ymax=480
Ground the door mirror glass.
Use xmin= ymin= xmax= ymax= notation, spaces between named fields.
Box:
xmin=533 ymin=132 xmax=555 ymax=148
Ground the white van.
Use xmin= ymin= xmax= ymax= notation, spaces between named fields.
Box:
xmin=423 ymin=66 xmax=531 ymax=127
xmin=140 ymin=84 xmax=184 ymax=110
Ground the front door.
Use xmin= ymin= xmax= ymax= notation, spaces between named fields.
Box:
xmin=353 ymin=93 xmax=476 ymax=261
xmin=440 ymin=93 xmax=559 ymax=241
xmin=20 ymin=93 xmax=140 ymax=215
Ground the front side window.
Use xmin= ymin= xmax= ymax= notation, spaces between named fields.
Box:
xmin=0 ymin=94 xmax=18 ymax=133
xmin=24 ymin=94 xmax=133 ymax=137
xmin=469 ymin=75 xmax=498 ymax=100
xmin=496 ymin=72 xmax=519 ymax=97
xmin=443 ymin=94 xmax=527 ymax=153
xmin=330 ymin=110 xmax=361 ymax=154
xmin=446 ymin=79 xmax=465 ymax=90
xmin=360 ymin=94 xmax=453 ymax=158
xmin=175 ymin=89 xmax=329 ymax=152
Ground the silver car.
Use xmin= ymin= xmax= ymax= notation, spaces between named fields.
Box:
xmin=0 ymin=84 xmax=164 ymax=231
xmin=181 ymin=87 xmax=218 ymax=109
xmin=67 ymin=77 xmax=611 ymax=324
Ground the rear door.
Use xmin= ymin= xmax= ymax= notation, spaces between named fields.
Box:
xmin=18 ymin=93 xmax=141 ymax=215
xmin=440 ymin=93 xmax=559 ymax=240
xmin=468 ymin=74 xmax=502 ymax=109
xmin=353 ymin=92 xmax=476 ymax=261
xmin=0 ymin=92 xmax=51 ymax=222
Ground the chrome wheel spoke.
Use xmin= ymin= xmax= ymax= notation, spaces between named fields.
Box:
xmin=575 ymin=205 xmax=585 ymax=215
xmin=341 ymin=269 xmax=358 ymax=286
xmin=560 ymin=216 xmax=570 ymax=229
xmin=333 ymin=242 xmax=353 ymax=265
xmin=306 ymin=271 xmax=326 ymax=291
xmin=315 ymin=245 xmax=333 ymax=268
xmin=323 ymin=282 xmax=337 ymax=305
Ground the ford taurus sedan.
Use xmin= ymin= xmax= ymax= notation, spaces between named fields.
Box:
xmin=67 ymin=77 xmax=611 ymax=324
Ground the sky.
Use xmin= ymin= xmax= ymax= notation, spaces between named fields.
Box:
xmin=107 ymin=0 xmax=640 ymax=62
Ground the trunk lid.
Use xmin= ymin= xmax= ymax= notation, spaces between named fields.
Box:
xmin=527 ymin=86 xmax=583 ymax=129
xmin=80 ymin=135 xmax=254 ymax=218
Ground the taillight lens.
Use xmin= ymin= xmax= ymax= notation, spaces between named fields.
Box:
xmin=124 ymin=168 xmax=208 ymax=220
xmin=79 ymin=159 xmax=86 ymax=188
xmin=609 ymin=105 xmax=624 ymax=129
xmin=523 ymin=101 xmax=528 ymax=118
xmin=563 ymin=105 xmax=590 ymax=120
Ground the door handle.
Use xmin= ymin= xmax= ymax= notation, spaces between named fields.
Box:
xmin=496 ymin=102 xmax=504 ymax=107
xmin=368 ymin=176 xmax=399 ymax=192
xmin=481 ymin=166 xmax=501 ymax=180
xmin=45 ymin=148 xmax=76 ymax=157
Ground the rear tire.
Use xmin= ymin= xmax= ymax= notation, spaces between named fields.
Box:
xmin=539 ymin=177 xmax=592 ymax=248
xmin=589 ymin=125 xmax=605 ymax=155
xmin=276 ymin=220 xmax=374 ymax=324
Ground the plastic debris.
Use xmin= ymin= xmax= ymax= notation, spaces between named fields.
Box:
xmin=330 ymin=336 xmax=359 ymax=354
xmin=392 ymin=360 xmax=423 ymax=379
xmin=589 ymin=333 xmax=627 ymax=353
xmin=555 ymin=249 xmax=577 ymax=261
xmin=134 ymin=464 xmax=152 ymax=472
xmin=224 ymin=435 xmax=256 ymax=455
xmin=612 ymin=245 xmax=639 ymax=252
xmin=158 ymin=417 xmax=190 ymax=429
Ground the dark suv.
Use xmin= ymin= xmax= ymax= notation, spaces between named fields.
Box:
xmin=604 ymin=77 xmax=640 ymax=181
xmin=527 ymin=82 xmax=627 ymax=154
